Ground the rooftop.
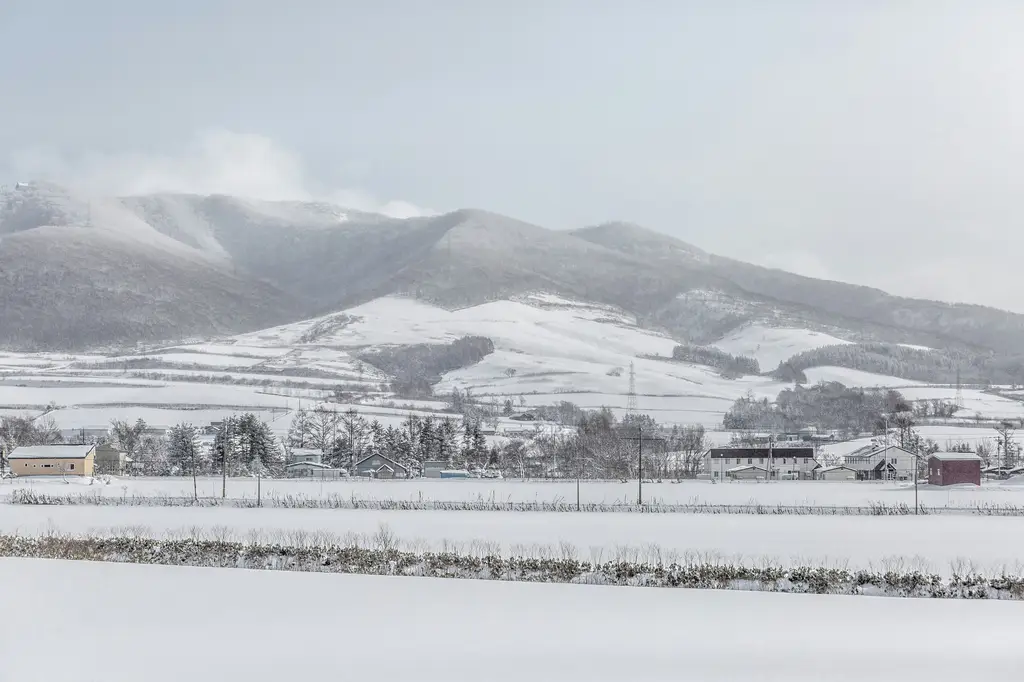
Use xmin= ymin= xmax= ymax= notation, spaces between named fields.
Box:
xmin=9 ymin=444 xmax=96 ymax=460
xmin=930 ymin=452 xmax=983 ymax=462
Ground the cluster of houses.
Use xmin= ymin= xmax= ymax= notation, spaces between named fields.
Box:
xmin=703 ymin=445 xmax=984 ymax=486
xmin=283 ymin=449 xmax=473 ymax=480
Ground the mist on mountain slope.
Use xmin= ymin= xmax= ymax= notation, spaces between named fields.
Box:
xmin=3 ymin=181 xmax=1024 ymax=363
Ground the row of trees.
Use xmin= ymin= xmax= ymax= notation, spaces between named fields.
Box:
xmin=772 ymin=342 xmax=1024 ymax=385
xmin=285 ymin=406 xmax=491 ymax=473
xmin=671 ymin=345 xmax=760 ymax=378
xmin=723 ymin=382 xmax=908 ymax=435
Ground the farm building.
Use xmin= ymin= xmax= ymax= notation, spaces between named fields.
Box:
xmin=704 ymin=447 xmax=816 ymax=480
xmin=422 ymin=460 xmax=446 ymax=478
xmin=844 ymin=445 xmax=917 ymax=481
xmin=94 ymin=443 xmax=128 ymax=476
xmin=285 ymin=461 xmax=341 ymax=479
xmin=353 ymin=454 xmax=410 ymax=479
xmin=814 ymin=464 xmax=858 ymax=481
xmin=726 ymin=464 xmax=767 ymax=480
xmin=286 ymin=448 xmax=323 ymax=465
xmin=928 ymin=453 xmax=982 ymax=487
xmin=8 ymin=444 xmax=96 ymax=477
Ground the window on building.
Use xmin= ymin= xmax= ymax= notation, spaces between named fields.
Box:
xmin=782 ymin=458 xmax=787 ymax=464
xmin=747 ymin=458 xmax=752 ymax=465
xmin=69 ymin=463 xmax=75 ymax=470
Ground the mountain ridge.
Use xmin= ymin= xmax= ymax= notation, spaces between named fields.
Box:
xmin=3 ymin=181 xmax=1024 ymax=361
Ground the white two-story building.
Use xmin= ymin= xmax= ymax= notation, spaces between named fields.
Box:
xmin=843 ymin=445 xmax=918 ymax=481
xmin=704 ymin=447 xmax=817 ymax=480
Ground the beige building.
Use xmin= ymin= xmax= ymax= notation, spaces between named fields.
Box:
xmin=9 ymin=444 xmax=96 ymax=477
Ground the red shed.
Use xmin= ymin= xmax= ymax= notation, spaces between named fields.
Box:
xmin=928 ymin=453 xmax=982 ymax=486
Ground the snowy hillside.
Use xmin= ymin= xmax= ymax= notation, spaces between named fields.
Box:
xmin=711 ymin=324 xmax=852 ymax=371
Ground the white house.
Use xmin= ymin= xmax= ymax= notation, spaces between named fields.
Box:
xmin=843 ymin=445 xmax=918 ymax=481
xmin=286 ymin=448 xmax=323 ymax=465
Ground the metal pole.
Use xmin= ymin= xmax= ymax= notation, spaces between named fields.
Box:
xmin=914 ymin=453 xmax=919 ymax=515
xmin=638 ymin=426 xmax=643 ymax=506
xmin=222 ymin=424 xmax=229 ymax=499
xmin=191 ymin=437 xmax=198 ymax=502
xmin=576 ymin=470 xmax=580 ymax=512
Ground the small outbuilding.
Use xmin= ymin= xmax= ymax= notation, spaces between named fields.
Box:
xmin=814 ymin=464 xmax=858 ymax=481
xmin=725 ymin=464 xmax=767 ymax=480
xmin=9 ymin=444 xmax=96 ymax=477
xmin=421 ymin=460 xmax=446 ymax=478
xmin=94 ymin=443 xmax=128 ymax=476
xmin=928 ymin=452 xmax=982 ymax=487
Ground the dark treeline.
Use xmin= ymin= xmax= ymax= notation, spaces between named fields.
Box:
xmin=671 ymin=344 xmax=760 ymax=377
xmin=357 ymin=336 xmax=495 ymax=397
xmin=773 ymin=343 xmax=1024 ymax=385
xmin=723 ymin=382 xmax=913 ymax=435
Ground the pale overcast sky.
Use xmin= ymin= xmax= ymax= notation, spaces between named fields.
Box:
xmin=2 ymin=2 xmax=1023 ymax=310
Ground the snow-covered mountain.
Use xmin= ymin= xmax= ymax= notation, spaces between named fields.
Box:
xmin=5 ymin=180 xmax=1024 ymax=366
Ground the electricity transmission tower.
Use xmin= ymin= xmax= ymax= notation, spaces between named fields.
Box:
xmin=626 ymin=361 xmax=638 ymax=416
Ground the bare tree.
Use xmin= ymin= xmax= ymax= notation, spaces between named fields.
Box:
xmin=994 ymin=420 xmax=1020 ymax=469
xmin=307 ymin=406 xmax=340 ymax=459
xmin=669 ymin=425 xmax=708 ymax=480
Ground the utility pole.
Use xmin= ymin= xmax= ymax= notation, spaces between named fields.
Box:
xmin=618 ymin=426 xmax=664 ymax=506
xmin=768 ymin=434 xmax=775 ymax=481
xmin=190 ymin=435 xmax=198 ymax=502
xmin=914 ymin=452 xmax=919 ymax=515
xmin=222 ymin=422 xmax=230 ymax=499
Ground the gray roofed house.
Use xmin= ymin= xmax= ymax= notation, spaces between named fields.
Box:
xmin=353 ymin=453 xmax=410 ymax=479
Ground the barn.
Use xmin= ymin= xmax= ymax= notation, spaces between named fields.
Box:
xmin=928 ymin=452 xmax=982 ymax=487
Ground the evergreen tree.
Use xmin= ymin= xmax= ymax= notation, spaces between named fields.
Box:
xmin=287 ymin=408 xmax=313 ymax=449
xmin=167 ymin=423 xmax=205 ymax=475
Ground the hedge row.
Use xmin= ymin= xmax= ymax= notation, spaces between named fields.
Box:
xmin=8 ymin=488 xmax=1024 ymax=516
xmin=3 ymin=534 xmax=1024 ymax=600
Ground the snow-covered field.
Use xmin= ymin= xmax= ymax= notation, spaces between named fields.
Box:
xmin=6 ymin=504 xmax=1024 ymax=576
xmin=1 ymin=559 xmax=1018 ymax=682
xmin=6 ymin=475 xmax=1024 ymax=509
xmin=711 ymin=323 xmax=852 ymax=371
xmin=1 ymin=294 xmax=1021 ymax=431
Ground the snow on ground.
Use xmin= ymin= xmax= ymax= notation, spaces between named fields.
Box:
xmin=1 ymin=294 xmax=1021 ymax=429
xmin=44 ymin=407 xmax=290 ymax=432
xmin=236 ymin=295 xmax=797 ymax=420
xmin=802 ymin=366 xmax=930 ymax=388
xmin=7 ymin=476 xmax=1024 ymax=509
xmin=0 ymin=378 xmax=298 ymax=410
xmin=1 ymin=559 xmax=1018 ymax=682
xmin=711 ymin=324 xmax=852 ymax=371
xmin=821 ymin=426 xmax=1016 ymax=458
xmin=6 ymin=505 xmax=1024 ymax=576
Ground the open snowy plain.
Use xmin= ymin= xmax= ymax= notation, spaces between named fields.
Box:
xmin=3 ymin=293 xmax=1019 ymax=433
xmin=7 ymin=475 xmax=1024 ymax=509
xmin=1 ymin=559 xmax=1020 ymax=682
xmin=5 ymin=503 xmax=1024 ymax=577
